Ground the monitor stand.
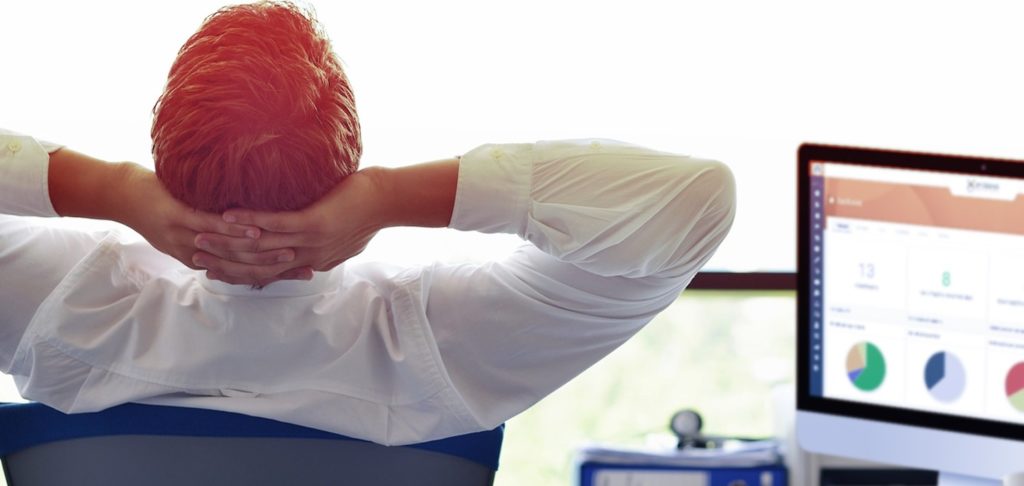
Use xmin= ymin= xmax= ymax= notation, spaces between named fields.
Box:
xmin=938 ymin=472 xmax=1013 ymax=486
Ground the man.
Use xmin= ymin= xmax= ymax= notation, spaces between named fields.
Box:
xmin=0 ymin=2 xmax=735 ymax=445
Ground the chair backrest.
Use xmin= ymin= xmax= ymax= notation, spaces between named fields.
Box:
xmin=0 ymin=402 xmax=502 ymax=486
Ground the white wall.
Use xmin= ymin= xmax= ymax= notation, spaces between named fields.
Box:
xmin=5 ymin=1 xmax=1024 ymax=272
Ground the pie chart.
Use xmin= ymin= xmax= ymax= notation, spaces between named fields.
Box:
xmin=924 ymin=351 xmax=966 ymax=403
xmin=846 ymin=342 xmax=886 ymax=392
xmin=1006 ymin=362 xmax=1024 ymax=413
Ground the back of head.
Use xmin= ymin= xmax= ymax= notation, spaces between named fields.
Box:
xmin=152 ymin=1 xmax=360 ymax=213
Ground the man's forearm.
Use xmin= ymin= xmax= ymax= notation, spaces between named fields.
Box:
xmin=48 ymin=148 xmax=262 ymax=275
xmin=373 ymin=157 xmax=459 ymax=229
xmin=47 ymin=148 xmax=133 ymax=223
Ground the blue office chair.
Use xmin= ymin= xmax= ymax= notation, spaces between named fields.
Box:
xmin=0 ymin=402 xmax=502 ymax=486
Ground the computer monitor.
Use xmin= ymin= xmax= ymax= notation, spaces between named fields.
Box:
xmin=796 ymin=144 xmax=1024 ymax=486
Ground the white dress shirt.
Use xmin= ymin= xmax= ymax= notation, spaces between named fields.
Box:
xmin=0 ymin=130 xmax=735 ymax=445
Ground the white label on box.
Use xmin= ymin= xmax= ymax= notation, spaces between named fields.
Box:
xmin=593 ymin=469 xmax=708 ymax=486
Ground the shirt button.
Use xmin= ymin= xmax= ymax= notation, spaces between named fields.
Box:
xmin=490 ymin=148 xmax=504 ymax=160
xmin=7 ymin=140 xmax=22 ymax=153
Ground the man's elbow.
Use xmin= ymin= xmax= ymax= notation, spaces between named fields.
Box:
xmin=653 ymin=159 xmax=737 ymax=279
xmin=700 ymin=159 xmax=737 ymax=235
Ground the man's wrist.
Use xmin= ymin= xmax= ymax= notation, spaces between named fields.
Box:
xmin=357 ymin=166 xmax=397 ymax=231
xmin=105 ymin=162 xmax=148 ymax=227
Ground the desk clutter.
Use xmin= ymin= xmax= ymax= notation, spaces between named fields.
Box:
xmin=575 ymin=409 xmax=787 ymax=486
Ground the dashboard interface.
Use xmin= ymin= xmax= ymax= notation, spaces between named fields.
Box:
xmin=807 ymin=160 xmax=1024 ymax=426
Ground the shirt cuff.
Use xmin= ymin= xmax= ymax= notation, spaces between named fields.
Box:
xmin=0 ymin=129 xmax=59 ymax=217
xmin=38 ymin=139 xmax=64 ymax=154
xmin=448 ymin=143 xmax=532 ymax=236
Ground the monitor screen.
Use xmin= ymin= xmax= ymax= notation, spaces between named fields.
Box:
xmin=798 ymin=144 xmax=1024 ymax=443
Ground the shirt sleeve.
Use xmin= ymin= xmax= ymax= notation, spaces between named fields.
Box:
xmin=0 ymin=218 xmax=109 ymax=373
xmin=0 ymin=129 xmax=63 ymax=217
xmin=0 ymin=129 xmax=93 ymax=372
xmin=434 ymin=139 xmax=736 ymax=428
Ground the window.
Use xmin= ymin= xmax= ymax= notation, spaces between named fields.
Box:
xmin=497 ymin=290 xmax=795 ymax=485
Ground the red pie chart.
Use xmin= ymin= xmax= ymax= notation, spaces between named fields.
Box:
xmin=1006 ymin=362 xmax=1024 ymax=413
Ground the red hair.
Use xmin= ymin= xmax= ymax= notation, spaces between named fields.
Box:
xmin=151 ymin=1 xmax=360 ymax=212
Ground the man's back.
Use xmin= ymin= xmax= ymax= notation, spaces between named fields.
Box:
xmin=1 ymin=138 xmax=736 ymax=445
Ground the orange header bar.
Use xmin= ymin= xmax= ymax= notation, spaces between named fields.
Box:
xmin=824 ymin=177 xmax=1024 ymax=236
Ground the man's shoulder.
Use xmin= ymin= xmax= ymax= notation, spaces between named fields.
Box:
xmin=33 ymin=227 xmax=187 ymax=300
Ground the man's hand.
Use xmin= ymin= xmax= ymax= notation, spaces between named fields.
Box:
xmin=47 ymin=148 xmax=293 ymax=285
xmin=114 ymin=163 xmax=293 ymax=275
xmin=191 ymin=167 xmax=388 ymax=284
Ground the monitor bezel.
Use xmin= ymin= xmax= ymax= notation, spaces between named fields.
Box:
xmin=797 ymin=142 xmax=1024 ymax=443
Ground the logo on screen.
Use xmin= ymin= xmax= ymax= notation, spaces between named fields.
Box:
xmin=966 ymin=178 xmax=999 ymax=194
